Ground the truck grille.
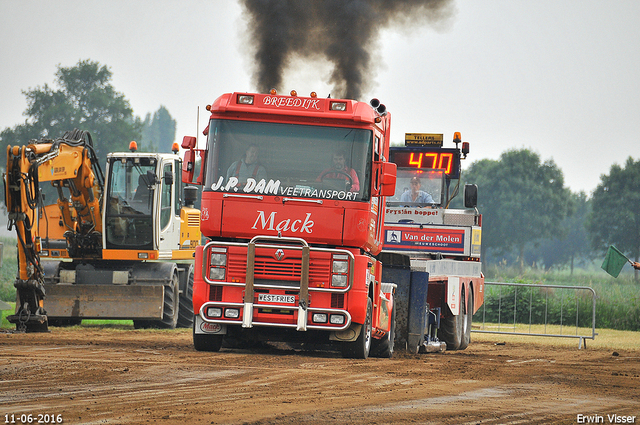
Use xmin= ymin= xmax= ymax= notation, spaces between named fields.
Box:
xmin=255 ymin=258 xmax=301 ymax=278
xmin=331 ymin=293 xmax=344 ymax=308
xmin=227 ymin=251 xmax=331 ymax=286
xmin=209 ymin=285 xmax=223 ymax=301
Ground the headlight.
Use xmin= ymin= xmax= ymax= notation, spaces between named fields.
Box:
xmin=224 ymin=308 xmax=240 ymax=319
xmin=332 ymin=274 xmax=347 ymax=287
xmin=332 ymin=254 xmax=349 ymax=288
xmin=330 ymin=314 xmax=345 ymax=325
xmin=209 ymin=267 xmax=225 ymax=280
xmin=332 ymin=260 xmax=349 ymax=274
xmin=312 ymin=313 xmax=328 ymax=323
xmin=210 ymin=253 xmax=227 ymax=266
xmin=237 ymin=94 xmax=254 ymax=105
xmin=206 ymin=307 xmax=222 ymax=318
xmin=330 ymin=101 xmax=347 ymax=111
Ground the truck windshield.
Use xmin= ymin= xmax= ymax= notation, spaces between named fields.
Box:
xmin=387 ymin=169 xmax=444 ymax=207
xmin=105 ymin=158 xmax=156 ymax=249
xmin=204 ymin=120 xmax=373 ymax=202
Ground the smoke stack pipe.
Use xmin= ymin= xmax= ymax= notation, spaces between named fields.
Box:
xmin=370 ymin=98 xmax=387 ymax=115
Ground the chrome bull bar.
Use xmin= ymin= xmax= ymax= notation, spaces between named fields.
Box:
xmin=201 ymin=235 xmax=355 ymax=332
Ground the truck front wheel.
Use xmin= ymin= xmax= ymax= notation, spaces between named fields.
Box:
xmin=341 ymin=298 xmax=372 ymax=359
xmin=193 ymin=318 xmax=223 ymax=352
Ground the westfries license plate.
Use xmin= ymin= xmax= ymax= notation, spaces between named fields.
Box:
xmin=258 ymin=294 xmax=296 ymax=304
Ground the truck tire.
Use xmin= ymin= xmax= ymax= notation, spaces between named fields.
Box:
xmin=177 ymin=267 xmax=194 ymax=328
xmin=158 ymin=273 xmax=179 ymax=329
xmin=438 ymin=292 xmax=464 ymax=350
xmin=459 ymin=290 xmax=473 ymax=350
xmin=341 ymin=298 xmax=372 ymax=359
xmin=192 ymin=318 xmax=223 ymax=352
xmin=371 ymin=304 xmax=396 ymax=358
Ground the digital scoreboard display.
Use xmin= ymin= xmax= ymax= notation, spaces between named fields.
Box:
xmin=389 ymin=147 xmax=460 ymax=178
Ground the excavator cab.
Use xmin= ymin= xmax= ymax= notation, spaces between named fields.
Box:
xmin=102 ymin=152 xmax=195 ymax=257
xmin=105 ymin=157 xmax=157 ymax=250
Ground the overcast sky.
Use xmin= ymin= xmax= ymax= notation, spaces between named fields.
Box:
xmin=1 ymin=0 xmax=638 ymax=194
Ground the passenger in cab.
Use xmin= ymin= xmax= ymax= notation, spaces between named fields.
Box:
xmin=226 ymin=144 xmax=267 ymax=185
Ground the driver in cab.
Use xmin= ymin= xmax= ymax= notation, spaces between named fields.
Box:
xmin=400 ymin=176 xmax=434 ymax=204
xmin=317 ymin=151 xmax=360 ymax=192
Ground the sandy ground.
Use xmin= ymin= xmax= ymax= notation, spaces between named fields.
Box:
xmin=1 ymin=327 xmax=639 ymax=425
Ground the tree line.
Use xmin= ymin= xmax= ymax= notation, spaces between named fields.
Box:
xmin=0 ymin=59 xmax=176 ymax=166
xmin=462 ymin=149 xmax=640 ymax=277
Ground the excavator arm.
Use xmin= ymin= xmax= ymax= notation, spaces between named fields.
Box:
xmin=4 ymin=129 xmax=104 ymax=331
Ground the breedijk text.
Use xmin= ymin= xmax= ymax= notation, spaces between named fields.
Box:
xmin=263 ymin=96 xmax=321 ymax=110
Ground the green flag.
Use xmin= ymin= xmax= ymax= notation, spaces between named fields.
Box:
xmin=601 ymin=245 xmax=630 ymax=278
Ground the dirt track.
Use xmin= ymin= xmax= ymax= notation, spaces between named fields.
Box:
xmin=1 ymin=327 xmax=639 ymax=425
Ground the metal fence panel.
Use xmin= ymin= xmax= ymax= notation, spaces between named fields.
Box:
xmin=472 ymin=281 xmax=597 ymax=348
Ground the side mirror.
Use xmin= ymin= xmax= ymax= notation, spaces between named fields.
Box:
xmin=182 ymin=136 xmax=197 ymax=184
xmin=181 ymin=135 xmax=196 ymax=150
xmin=373 ymin=161 xmax=397 ymax=197
xmin=464 ymin=184 xmax=478 ymax=208
xmin=182 ymin=136 xmax=205 ymax=185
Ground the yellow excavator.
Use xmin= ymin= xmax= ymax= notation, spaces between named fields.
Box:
xmin=4 ymin=129 xmax=200 ymax=332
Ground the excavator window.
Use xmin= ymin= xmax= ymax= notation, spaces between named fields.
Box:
xmin=160 ymin=163 xmax=172 ymax=230
xmin=105 ymin=157 xmax=155 ymax=250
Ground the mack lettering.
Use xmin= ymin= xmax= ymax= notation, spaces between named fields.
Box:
xmin=252 ymin=211 xmax=314 ymax=234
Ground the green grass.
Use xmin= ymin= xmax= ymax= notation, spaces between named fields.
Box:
xmin=0 ymin=236 xmax=18 ymax=301
xmin=79 ymin=319 xmax=134 ymax=328
xmin=1 ymin=301 xmax=15 ymax=328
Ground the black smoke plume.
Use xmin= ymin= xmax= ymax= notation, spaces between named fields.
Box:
xmin=239 ymin=0 xmax=455 ymax=100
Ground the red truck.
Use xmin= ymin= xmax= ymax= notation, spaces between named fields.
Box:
xmin=182 ymin=90 xmax=397 ymax=358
